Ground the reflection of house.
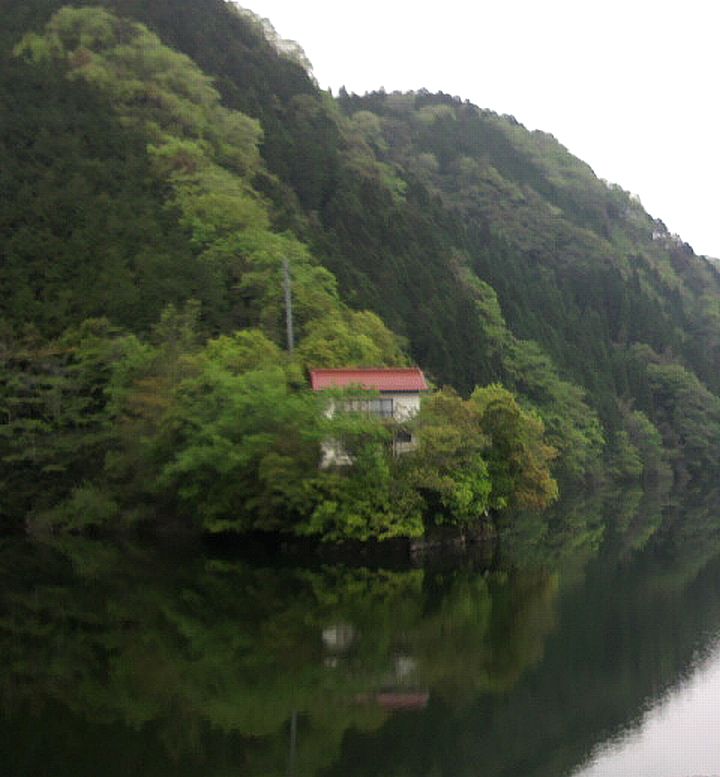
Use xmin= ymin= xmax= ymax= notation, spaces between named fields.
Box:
xmin=322 ymin=623 xmax=356 ymax=652
xmin=354 ymin=690 xmax=430 ymax=710
xmin=373 ymin=691 xmax=430 ymax=711
xmin=309 ymin=368 xmax=429 ymax=466
xmin=354 ymin=654 xmax=429 ymax=711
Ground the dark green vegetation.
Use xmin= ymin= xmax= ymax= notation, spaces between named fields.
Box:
xmin=2 ymin=1 xmax=719 ymax=536
xmin=3 ymin=486 xmax=720 ymax=776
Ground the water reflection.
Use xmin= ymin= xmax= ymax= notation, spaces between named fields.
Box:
xmin=2 ymin=485 xmax=720 ymax=776
xmin=572 ymin=640 xmax=720 ymax=777
xmin=0 ymin=537 xmax=557 ymax=776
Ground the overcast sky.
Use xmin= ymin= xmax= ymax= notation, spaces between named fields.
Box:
xmin=239 ymin=0 xmax=720 ymax=257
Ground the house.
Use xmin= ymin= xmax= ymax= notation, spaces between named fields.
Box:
xmin=309 ymin=367 xmax=429 ymax=466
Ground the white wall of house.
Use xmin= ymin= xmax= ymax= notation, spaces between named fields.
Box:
xmin=387 ymin=393 xmax=420 ymax=421
xmin=318 ymin=392 xmax=423 ymax=468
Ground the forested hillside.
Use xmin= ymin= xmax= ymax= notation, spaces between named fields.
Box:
xmin=3 ymin=0 xmax=720 ymax=537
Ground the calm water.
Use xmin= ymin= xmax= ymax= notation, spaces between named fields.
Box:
xmin=4 ymin=486 xmax=720 ymax=776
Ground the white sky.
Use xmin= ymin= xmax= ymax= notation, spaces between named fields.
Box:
xmin=239 ymin=0 xmax=720 ymax=258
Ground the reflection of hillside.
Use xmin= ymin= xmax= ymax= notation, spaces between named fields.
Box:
xmin=498 ymin=480 xmax=676 ymax=579
xmin=328 ymin=489 xmax=720 ymax=777
xmin=5 ymin=486 xmax=718 ymax=777
xmin=0 ymin=538 xmax=559 ymax=776
xmin=497 ymin=484 xmax=611 ymax=571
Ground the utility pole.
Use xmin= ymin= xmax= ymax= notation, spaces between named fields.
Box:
xmin=283 ymin=258 xmax=295 ymax=353
xmin=287 ymin=710 xmax=298 ymax=777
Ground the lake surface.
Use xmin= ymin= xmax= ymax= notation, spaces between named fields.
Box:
xmin=3 ymin=485 xmax=720 ymax=776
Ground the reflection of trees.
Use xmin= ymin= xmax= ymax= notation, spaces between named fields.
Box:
xmin=0 ymin=539 xmax=560 ymax=776
xmin=497 ymin=478 xmax=675 ymax=574
xmin=410 ymin=569 xmax=558 ymax=707
xmin=6 ymin=484 xmax=720 ymax=777
xmin=328 ymin=487 xmax=720 ymax=777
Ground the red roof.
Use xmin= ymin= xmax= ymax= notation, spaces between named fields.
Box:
xmin=310 ymin=368 xmax=429 ymax=393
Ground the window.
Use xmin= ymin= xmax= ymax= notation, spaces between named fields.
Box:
xmin=338 ymin=398 xmax=394 ymax=418
xmin=368 ymin=398 xmax=394 ymax=418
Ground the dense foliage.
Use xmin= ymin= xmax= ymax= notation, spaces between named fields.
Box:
xmin=2 ymin=1 xmax=719 ymax=536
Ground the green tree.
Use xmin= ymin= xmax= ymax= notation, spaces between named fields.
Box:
xmin=153 ymin=360 xmax=320 ymax=533
xmin=471 ymin=384 xmax=559 ymax=509
xmin=0 ymin=319 xmax=142 ymax=529
xmin=406 ymin=388 xmax=493 ymax=525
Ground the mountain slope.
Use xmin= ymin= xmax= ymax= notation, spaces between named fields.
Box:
xmin=3 ymin=0 xmax=720 ymax=530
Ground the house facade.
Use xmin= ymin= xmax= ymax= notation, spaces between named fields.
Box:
xmin=309 ymin=367 xmax=430 ymax=466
